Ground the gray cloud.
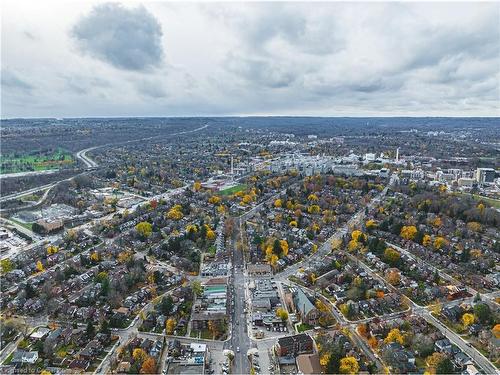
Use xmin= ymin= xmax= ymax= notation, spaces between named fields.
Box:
xmin=1 ymin=2 xmax=499 ymax=117
xmin=71 ymin=3 xmax=164 ymax=71
xmin=135 ymin=79 xmax=167 ymax=98
xmin=1 ymin=69 xmax=34 ymax=93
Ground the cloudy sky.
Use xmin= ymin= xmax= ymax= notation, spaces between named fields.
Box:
xmin=1 ymin=1 xmax=499 ymax=118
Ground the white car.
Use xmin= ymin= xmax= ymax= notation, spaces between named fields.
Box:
xmin=236 ymin=347 xmax=240 ymax=353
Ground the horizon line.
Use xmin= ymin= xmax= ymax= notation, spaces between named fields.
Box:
xmin=2 ymin=115 xmax=500 ymax=121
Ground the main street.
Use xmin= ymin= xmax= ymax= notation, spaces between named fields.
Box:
xmin=226 ymin=218 xmax=252 ymax=375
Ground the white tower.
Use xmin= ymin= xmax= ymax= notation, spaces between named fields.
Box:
xmin=230 ymin=156 xmax=234 ymax=179
xmin=396 ymin=147 xmax=400 ymax=163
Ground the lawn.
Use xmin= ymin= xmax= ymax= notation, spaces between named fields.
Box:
xmin=457 ymin=192 xmax=500 ymax=209
xmin=218 ymin=184 xmax=247 ymax=196
xmin=1 ymin=148 xmax=74 ymax=174
xmin=9 ymin=218 xmax=33 ymax=231
xmin=296 ymin=323 xmax=313 ymax=333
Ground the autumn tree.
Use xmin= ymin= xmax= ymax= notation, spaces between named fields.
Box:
xmin=386 ymin=269 xmax=401 ymax=286
xmin=136 ymin=221 xmax=153 ymax=238
xmin=492 ymin=324 xmax=500 ymax=338
xmin=339 ymin=356 xmax=359 ymax=374
xmin=167 ymin=205 xmax=183 ymax=220
xmin=433 ymin=237 xmax=447 ymax=250
xmin=422 ymin=234 xmax=432 ymax=247
xmin=133 ymin=348 xmax=147 ymax=363
xmin=0 ymin=259 xmax=14 ymax=274
xmin=276 ymin=307 xmax=288 ymax=321
xmin=208 ymin=196 xmax=221 ymax=205
xmin=193 ymin=181 xmax=202 ymax=191
xmin=140 ymin=356 xmax=156 ymax=374
xmin=36 ymin=260 xmax=44 ymax=272
xmin=274 ymin=199 xmax=282 ymax=208
xmin=365 ymin=220 xmax=377 ymax=230
xmin=384 ymin=247 xmax=401 ymax=265
xmin=166 ymin=318 xmax=176 ymax=334
xmin=384 ymin=328 xmax=404 ymax=344
xmin=462 ymin=313 xmax=474 ymax=327
xmin=400 ymin=225 xmax=417 ymax=240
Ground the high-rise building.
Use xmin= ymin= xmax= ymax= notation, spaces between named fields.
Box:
xmin=475 ymin=168 xmax=495 ymax=184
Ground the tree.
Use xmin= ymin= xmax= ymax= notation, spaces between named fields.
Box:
xmin=166 ymin=318 xmax=176 ymax=334
xmin=276 ymin=307 xmax=288 ymax=321
xmin=140 ymin=356 xmax=156 ymax=374
xmin=436 ymin=358 xmax=453 ymax=375
xmin=365 ymin=220 xmax=377 ymax=230
xmin=167 ymin=205 xmax=183 ymax=220
xmin=384 ymin=328 xmax=404 ymax=344
xmin=133 ymin=348 xmax=147 ymax=363
xmin=462 ymin=313 xmax=475 ymax=327
xmin=474 ymin=303 xmax=491 ymax=324
xmin=466 ymin=221 xmax=482 ymax=232
xmin=308 ymin=205 xmax=321 ymax=214
xmin=386 ymin=269 xmax=401 ymax=286
xmin=422 ymin=234 xmax=432 ymax=247
xmin=86 ymin=321 xmax=95 ymax=337
xmin=426 ymin=352 xmax=446 ymax=373
xmin=433 ymin=237 xmax=447 ymax=250
xmin=36 ymin=260 xmax=44 ymax=272
xmin=0 ymin=258 xmax=14 ymax=274
xmin=191 ymin=280 xmax=203 ymax=297
xmin=339 ymin=357 xmax=359 ymax=374
xmin=193 ymin=181 xmax=202 ymax=191
xmin=351 ymin=230 xmax=366 ymax=243
xmin=90 ymin=251 xmax=100 ymax=262
xmin=347 ymin=240 xmax=360 ymax=253
xmin=208 ymin=195 xmax=221 ymax=205
xmin=357 ymin=323 xmax=369 ymax=338
xmin=206 ymin=229 xmax=216 ymax=240
xmin=47 ymin=245 xmax=59 ymax=255
xmin=368 ymin=336 xmax=378 ymax=349
xmin=492 ymin=324 xmax=500 ymax=339
xmin=280 ymin=240 xmax=289 ymax=257
xmin=136 ymin=221 xmax=153 ymax=239
xmin=400 ymin=225 xmax=417 ymax=240
xmin=242 ymin=194 xmax=252 ymax=205
xmin=384 ymin=248 xmax=401 ymax=265
xmin=274 ymin=199 xmax=282 ymax=208
xmin=320 ymin=353 xmax=331 ymax=367
xmin=208 ymin=320 xmax=219 ymax=339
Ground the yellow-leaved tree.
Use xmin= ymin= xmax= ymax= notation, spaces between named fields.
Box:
xmin=339 ymin=357 xmax=359 ymax=374
xmin=384 ymin=328 xmax=404 ymax=344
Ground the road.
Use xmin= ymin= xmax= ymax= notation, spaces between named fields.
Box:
xmin=0 ymin=124 xmax=209 ymax=206
xmin=226 ymin=227 xmax=251 ymax=374
xmin=418 ymin=310 xmax=499 ymax=375
xmin=277 ymin=186 xmax=388 ymax=281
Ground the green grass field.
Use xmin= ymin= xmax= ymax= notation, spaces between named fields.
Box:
xmin=218 ymin=183 xmax=247 ymax=196
xmin=459 ymin=192 xmax=500 ymax=209
xmin=0 ymin=149 xmax=74 ymax=174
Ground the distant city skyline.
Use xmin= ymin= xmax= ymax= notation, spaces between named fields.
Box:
xmin=2 ymin=1 xmax=499 ymax=118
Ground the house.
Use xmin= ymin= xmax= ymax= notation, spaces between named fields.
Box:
xmin=293 ymin=288 xmax=320 ymax=326
xmin=191 ymin=311 xmax=226 ymax=330
xmin=276 ymin=334 xmax=314 ymax=357
xmin=68 ymin=359 xmax=91 ymax=371
xmin=29 ymin=327 xmax=51 ymax=340
xmin=453 ymin=352 xmax=472 ymax=370
xmin=435 ymin=338 xmax=452 ymax=352
xmin=296 ymin=353 xmax=323 ymax=375
xmin=11 ymin=350 xmax=39 ymax=365
xmin=247 ymin=263 xmax=272 ymax=277
xmin=382 ymin=343 xmax=416 ymax=374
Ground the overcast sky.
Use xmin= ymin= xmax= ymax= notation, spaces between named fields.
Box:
xmin=1 ymin=1 xmax=499 ymax=118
